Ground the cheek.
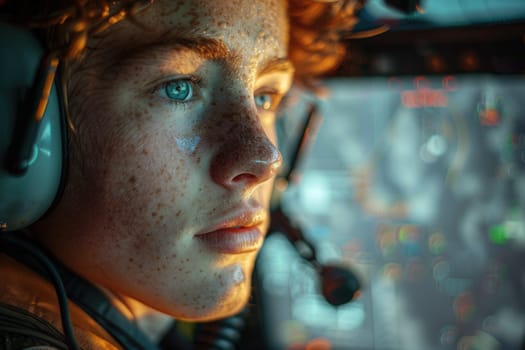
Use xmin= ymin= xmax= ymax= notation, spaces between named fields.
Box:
xmin=83 ymin=107 xmax=200 ymax=241
xmin=106 ymin=134 xmax=189 ymax=224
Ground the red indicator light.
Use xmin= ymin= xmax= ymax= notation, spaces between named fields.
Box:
xmin=401 ymin=89 xmax=448 ymax=108
xmin=479 ymin=109 xmax=500 ymax=126
xmin=390 ymin=75 xmax=456 ymax=108
xmin=442 ymin=75 xmax=458 ymax=91
xmin=414 ymin=76 xmax=431 ymax=89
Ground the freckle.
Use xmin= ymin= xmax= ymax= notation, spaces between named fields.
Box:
xmin=142 ymin=148 xmax=148 ymax=155
xmin=129 ymin=258 xmax=134 ymax=262
xmin=129 ymin=176 xmax=136 ymax=183
xmin=155 ymin=188 xmax=161 ymax=194
xmin=176 ymin=210 xmax=181 ymax=217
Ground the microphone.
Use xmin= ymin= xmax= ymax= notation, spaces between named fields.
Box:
xmin=270 ymin=204 xmax=361 ymax=306
xmin=270 ymin=102 xmax=361 ymax=306
xmin=321 ymin=264 xmax=362 ymax=306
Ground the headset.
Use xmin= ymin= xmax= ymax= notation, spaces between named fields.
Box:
xmin=0 ymin=19 xmax=167 ymax=349
xmin=0 ymin=0 xmax=155 ymax=233
xmin=0 ymin=21 xmax=65 ymax=232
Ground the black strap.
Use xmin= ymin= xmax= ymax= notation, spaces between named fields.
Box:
xmin=0 ymin=232 xmax=161 ymax=350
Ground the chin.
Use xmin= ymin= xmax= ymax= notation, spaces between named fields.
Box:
xmin=199 ymin=288 xmax=250 ymax=321
xmin=178 ymin=282 xmax=252 ymax=322
xmin=160 ymin=276 xmax=251 ymax=322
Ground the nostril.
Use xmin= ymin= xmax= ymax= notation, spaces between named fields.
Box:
xmin=231 ymin=173 xmax=258 ymax=184
xmin=210 ymin=139 xmax=282 ymax=189
xmin=228 ymin=155 xmax=279 ymax=185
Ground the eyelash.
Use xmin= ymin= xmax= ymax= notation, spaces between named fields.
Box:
xmin=155 ymin=76 xmax=201 ymax=105
xmin=154 ymin=77 xmax=285 ymax=112
xmin=254 ymin=90 xmax=284 ymax=113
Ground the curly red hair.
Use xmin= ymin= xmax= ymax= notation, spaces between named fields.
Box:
xmin=1 ymin=0 xmax=364 ymax=82
xmin=288 ymin=0 xmax=364 ymax=82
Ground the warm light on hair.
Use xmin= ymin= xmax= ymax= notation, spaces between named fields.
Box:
xmin=288 ymin=0 xmax=365 ymax=83
xmin=1 ymin=0 xmax=365 ymax=82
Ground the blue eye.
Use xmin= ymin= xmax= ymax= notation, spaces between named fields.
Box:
xmin=164 ymin=79 xmax=193 ymax=101
xmin=255 ymin=94 xmax=273 ymax=111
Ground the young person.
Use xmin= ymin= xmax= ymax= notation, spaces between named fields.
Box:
xmin=0 ymin=0 xmax=364 ymax=348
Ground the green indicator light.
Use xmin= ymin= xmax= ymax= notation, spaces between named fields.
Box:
xmin=429 ymin=233 xmax=446 ymax=255
xmin=489 ymin=225 xmax=507 ymax=245
xmin=399 ymin=227 xmax=408 ymax=242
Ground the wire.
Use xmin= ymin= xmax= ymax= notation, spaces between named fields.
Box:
xmin=0 ymin=234 xmax=81 ymax=350
xmin=193 ymin=307 xmax=249 ymax=350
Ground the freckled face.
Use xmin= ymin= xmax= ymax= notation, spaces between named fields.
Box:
xmin=37 ymin=0 xmax=292 ymax=320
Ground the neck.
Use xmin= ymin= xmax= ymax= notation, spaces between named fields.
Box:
xmin=101 ymin=290 xmax=174 ymax=343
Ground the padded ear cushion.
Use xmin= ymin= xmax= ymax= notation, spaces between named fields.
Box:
xmin=0 ymin=23 xmax=64 ymax=231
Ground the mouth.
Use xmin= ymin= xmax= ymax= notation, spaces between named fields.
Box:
xmin=194 ymin=210 xmax=266 ymax=254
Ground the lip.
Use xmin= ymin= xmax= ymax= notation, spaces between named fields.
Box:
xmin=195 ymin=209 xmax=266 ymax=254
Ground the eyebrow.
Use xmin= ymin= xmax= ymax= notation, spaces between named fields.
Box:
xmin=166 ymin=36 xmax=231 ymax=60
xmin=259 ymin=58 xmax=295 ymax=76
xmin=113 ymin=35 xmax=294 ymax=76
xmin=115 ymin=36 xmax=230 ymax=63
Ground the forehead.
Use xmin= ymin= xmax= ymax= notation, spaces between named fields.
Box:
xmin=93 ymin=0 xmax=289 ymax=63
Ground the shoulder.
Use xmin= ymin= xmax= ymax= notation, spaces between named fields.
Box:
xmin=0 ymin=302 xmax=68 ymax=349
xmin=0 ymin=302 xmax=122 ymax=350
xmin=0 ymin=255 xmax=121 ymax=350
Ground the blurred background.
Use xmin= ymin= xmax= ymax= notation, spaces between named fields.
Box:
xmin=253 ymin=1 xmax=525 ymax=349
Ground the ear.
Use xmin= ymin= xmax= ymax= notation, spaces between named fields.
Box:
xmin=0 ymin=23 xmax=65 ymax=232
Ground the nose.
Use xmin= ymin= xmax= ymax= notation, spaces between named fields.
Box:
xmin=210 ymin=113 xmax=282 ymax=190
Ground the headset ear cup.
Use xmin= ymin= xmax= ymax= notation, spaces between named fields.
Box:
xmin=0 ymin=23 xmax=64 ymax=231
